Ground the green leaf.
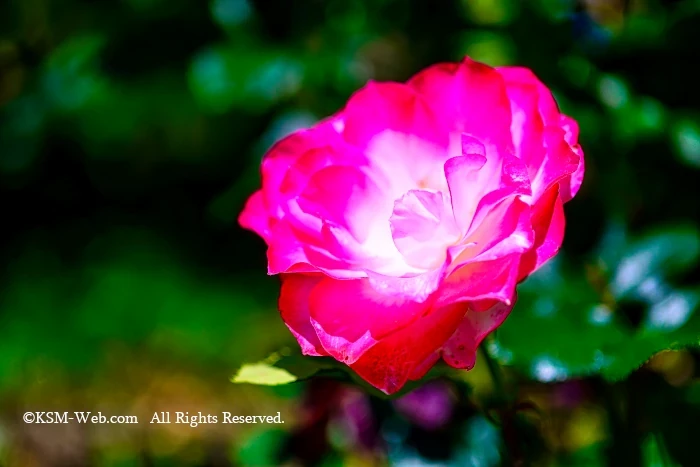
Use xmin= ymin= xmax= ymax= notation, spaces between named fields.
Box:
xmin=230 ymin=347 xmax=459 ymax=398
xmin=610 ymin=225 xmax=700 ymax=300
xmin=494 ymin=223 xmax=700 ymax=383
xmin=492 ymin=258 xmax=628 ymax=382
xmin=231 ymin=348 xmax=337 ymax=386
xmin=601 ymin=287 xmax=700 ymax=381
xmin=231 ymin=362 xmax=298 ymax=385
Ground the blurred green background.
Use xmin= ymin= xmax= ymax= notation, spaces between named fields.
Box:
xmin=1 ymin=0 xmax=700 ymax=465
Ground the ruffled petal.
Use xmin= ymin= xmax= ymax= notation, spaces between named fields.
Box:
xmin=390 ymin=189 xmax=460 ymax=270
xmin=308 ymin=278 xmax=435 ymax=364
xmin=339 ymin=81 xmax=452 ymax=197
xmin=458 ymin=197 xmax=534 ymax=265
xmin=497 ymin=67 xmax=560 ymax=126
xmin=297 ymin=165 xmax=387 ymax=244
xmin=341 ymin=81 xmax=447 ymax=150
xmin=349 ymin=301 xmax=467 ymax=394
xmin=441 ymin=300 xmax=514 ymax=369
xmin=559 ymin=115 xmax=585 ymax=202
xmin=437 ymin=253 xmax=521 ymax=308
xmin=497 ymin=66 xmax=582 ymax=201
xmin=444 ymin=138 xmax=489 ymax=233
xmin=238 ymin=190 xmax=270 ymax=240
xmin=529 ymin=126 xmax=580 ymax=201
xmin=408 ymin=57 xmax=513 ymax=146
xmin=261 ymin=116 xmax=345 ymax=219
xmin=518 ymin=185 xmax=566 ymax=280
xmin=279 ymin=274 xmax=329 ymax=356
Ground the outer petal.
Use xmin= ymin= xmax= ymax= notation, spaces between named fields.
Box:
xmin=441 ymin=300 xmax=514 ymax=369
xmin=529 ymin=126 xmax=580 ymax=202
xmin=408 ymin=57 xmax=513 ymax=146
xmin=517 ymin=185 xmax=566 ymax=280
xmin=238 ymin=117 xmax=342 ymax=260
xmin=496 ymin=67 xmax=560 ymax=127
xmin=437 ymin=253 xmax=522 ymax=308
xmin=497 ymin=66 xmax=582 ymax=202
xmin=261 ymin=117 xmax=345 ymax=220
xmin=269 ymin=150 xmax=402 ymax=278
xmin=279 ymin=274 xmax=329 ymax=357
xmin=308 ymin=277 xmax=435 ymax=364
xmin=238 ymin=190 xmax=270 ymax=240
xmin=297 ymin=165 xmax=387 ymax=245
xmin=559 ymin=115 xmax=585 ymax=202
xmin=339 ymin=81 xmax=452 ymax=198
xmin=349 ymin=301 xmax=467 ymax=394
xmin=342 ymin=81 xmax=447 ymax=150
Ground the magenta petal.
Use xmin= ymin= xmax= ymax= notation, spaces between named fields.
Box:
xmin=529 ymin=126 xmax=580 ymax=200
xmin=267 ymin=220 xmax=368 ymax=279
xmin=444 ymin=150 xmax=488 ymax=233
xmin=298 ymin=165 xmax=386 ymax=244
xmin=438 ymin=253 xmax=521 ymax=308
xmin=497 ymin=67 xmax=560 ymax=126
xmin=267 ymin=222 xmax=315 ymax=275
xmin=460 ymin=197 xmax=534 ymax=264
xmin=350 ymin=302 xmax=466 ymax=394
xmin=308 ymin=278 xmax=434 ymax=364
xmin=445 ymin=134 xmax=530 ymax=237
xmin=390 ymin=189 xmax=460 ymax=269
xmin=518 ymin=186 xmax=566 ymax=280
xmin=442 ymin=300 xmax=514 ymax=369
xmin=497 ymin=66 xmax=583 ymax=202
xmin=238 ymin=190 xmax=270 ymax=240
xmin=365 ymin=267 xmax=446 ymax=304
xmin=408 ymin=57 xmax=513 ymax=145
xmin=279 ymin=274 xmax=329 ymax=356
xmin=559 ymin=115 xmax=585 ymax=201
xmin=341 ymin=81 xmax=446 ymax=149
xmin=260 ymin=117 xmax=345 ymax=219
xmin=338 ymin=81 xmax=451 ymax=198
xmin=408 ymin=351 xmax=441 ymax=381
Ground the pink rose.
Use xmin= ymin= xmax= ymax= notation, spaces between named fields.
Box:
xmin=239 ymin=57 xmax=584 ymax=394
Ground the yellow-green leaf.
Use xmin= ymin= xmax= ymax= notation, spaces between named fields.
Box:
xmin=231 ymin=362 xmax=298 ymax=386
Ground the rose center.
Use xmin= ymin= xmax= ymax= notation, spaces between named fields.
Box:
xmin=388 ymin=189 xmax=461 ymax=270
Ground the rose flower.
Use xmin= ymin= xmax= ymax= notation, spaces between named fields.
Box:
xmin=239 ymin=57 xmax=584 ymax=394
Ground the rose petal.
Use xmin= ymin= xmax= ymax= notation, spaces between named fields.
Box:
xmin=349 ymin=301 xmax=467 ymax=394
xmin=437 ymin=253 xmax=521 ymax=308
xmin=498 ymin=67 xmax=583 ymax=201
xmin=279 ymin=274 xmax=329 ymax=356
xmin=447 ymin=148 xmax=531 ymax=237
xmin=441 ymin=300 xmax=514 ymax=369
xmin=390 ymin=189 xmax=460 ymax=270
xmin=458 ymin=197 xmax=534 ymax=264
xmin=408 ymin=57 xmax=513 ymax=146
xmin=308 ymin=277 xmax=436 ymax=364
xmin=339 ymin=81 xmax=453 ymax=197
xmin=261 ymin=116 xmax=345 ymax=219
xmin=517 ymin=185 xmax=566 ymax=280
xmin=559 ymin=115 xmax=585 ymax=201
xmin=238 ymin=190 xmax=270 ymax=240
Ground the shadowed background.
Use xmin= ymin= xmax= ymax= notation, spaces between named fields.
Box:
xmin=1 ymin=0 xmax=699 ymax=465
